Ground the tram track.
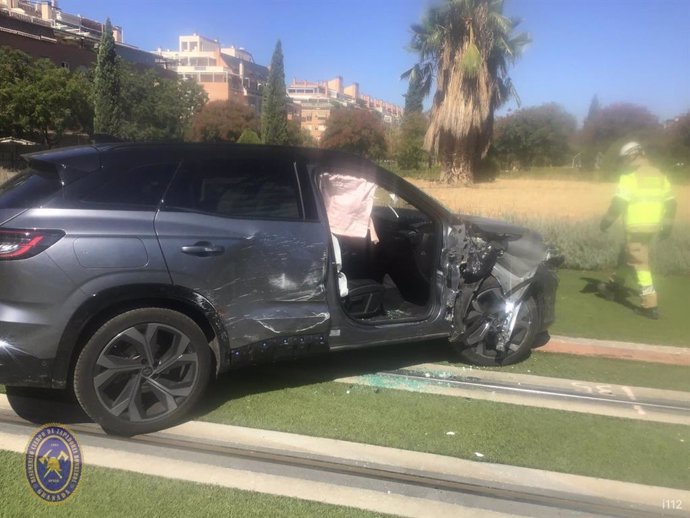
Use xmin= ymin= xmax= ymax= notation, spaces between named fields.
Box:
xmin=333 ymin=363 xmax=690 ymax=425
xmin=0 ymin=398 xmax=685 ymax=518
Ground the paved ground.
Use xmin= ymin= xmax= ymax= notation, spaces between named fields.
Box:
xmin=541 ymin=335 xmax=690 ymax=365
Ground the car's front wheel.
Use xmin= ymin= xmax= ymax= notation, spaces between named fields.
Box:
xmin=74 ymin=308 xmax=211 ymax=436
xmin=452 ymin=276 xmax=538 ymax=366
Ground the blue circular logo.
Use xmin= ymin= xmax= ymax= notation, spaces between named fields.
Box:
xmin=25 ymin=424 xmax=83 ymax=503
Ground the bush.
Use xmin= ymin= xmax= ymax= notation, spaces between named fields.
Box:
xmin=236 ymin=129 xmax=261 ymax=144
xmin=503 ymin=215 xmax=690 ymax=276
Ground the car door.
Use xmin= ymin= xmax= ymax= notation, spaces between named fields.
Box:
xmin=155 ymin=150 xmax=331 ymax=350
xmin=313 ymin=163 xmax=455 ymax=348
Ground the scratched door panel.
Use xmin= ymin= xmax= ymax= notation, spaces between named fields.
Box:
xmin=156 ymin=156 xmax=330 ymax=348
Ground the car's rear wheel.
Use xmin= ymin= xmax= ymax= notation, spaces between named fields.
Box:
xmin=453 ymin=276 xmax=537 ymax=366
xmin=74 ymin=308 xmax=211 ymax=436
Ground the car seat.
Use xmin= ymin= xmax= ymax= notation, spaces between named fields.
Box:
xmin=332 ymin=234 xmax=384 ymax=318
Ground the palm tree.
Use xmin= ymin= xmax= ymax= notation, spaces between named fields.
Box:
xmin=404 ymin=0 xmax=530 ymax=183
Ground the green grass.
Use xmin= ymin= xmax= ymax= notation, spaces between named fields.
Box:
xmin=197 ymin=370 xmax=690 ymax=490
xmin=468 ymin=351 xmax=690 ymax=392
xmin=552 ymin=270 xmax=690 ymax=346
xmin=0 ymin=450 xmax=385 ymax=518
xmin=2 ymin=339 xmax=688 ymax=491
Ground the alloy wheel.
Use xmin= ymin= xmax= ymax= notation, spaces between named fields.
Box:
xmin=93 ymin=323 xmax=200 ymax=422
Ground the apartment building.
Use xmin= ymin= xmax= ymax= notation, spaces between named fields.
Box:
xmin=0 ymin=0 xmax=161 ymax=69
xmin=287 ymin=76 xmax=403 ymax=141
xmin=155 ymin=34 xmax=268 ymax=113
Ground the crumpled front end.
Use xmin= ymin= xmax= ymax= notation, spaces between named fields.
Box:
xmin=444 ymin=215 xmax=561 ymax=351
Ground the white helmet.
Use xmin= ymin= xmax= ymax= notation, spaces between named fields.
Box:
xmin=619 ymin=141 xmax=643 ymax=158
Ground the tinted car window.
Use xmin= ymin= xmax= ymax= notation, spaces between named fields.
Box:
xmin=79 ymin=162 xmax=178 ymax=207
xmin=0 ymin=170 xmax=62 ymax=209
xmin=165 ymin=158 xmax=302 ymax=220
xmin=52 ymin=160 xmax=179 ymax=210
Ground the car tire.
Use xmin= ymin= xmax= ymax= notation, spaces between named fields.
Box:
xmin=452 ymin=276 xmax=537 ymax=366
xmin=74 ymin=308 xmax=211 ymax=436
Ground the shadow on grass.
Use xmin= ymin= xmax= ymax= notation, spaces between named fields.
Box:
xmin=5 ymin=339 xmax=456 ymax=428
xmin=5 ymin=386 xmax=91 ymax=425
xmin=579 ymin=276 xmax=639 ymax=312
xmin=193 ymin=339 xmax=453 ymax=419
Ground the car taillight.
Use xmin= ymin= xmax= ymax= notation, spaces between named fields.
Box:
xmin=0 ymin=229 xmax=65 ymax=260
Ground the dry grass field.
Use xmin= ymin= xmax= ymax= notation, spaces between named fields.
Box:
xmin=411 ymin=178 xmax=690 ymax=223
xmin=0 ymin=167 xmax=14 ymax=184
xmin=1 ymin=168 xmax=688 ymax=225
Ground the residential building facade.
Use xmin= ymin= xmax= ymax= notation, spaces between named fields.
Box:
xmin=0 ymin=0 xmax=162 ymax=69
xmin=155 ymin=34 xmax=268 ymax=113
xmin=287 ymin=76 xmax=403 ymax=141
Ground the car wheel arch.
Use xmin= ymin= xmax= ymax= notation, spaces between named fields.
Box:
xmin=52 ymin=284 xmax=230 ymax=389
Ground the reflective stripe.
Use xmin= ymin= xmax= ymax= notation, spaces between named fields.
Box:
xmin=637 ymin=270 xmax=653 ymax=287
xmin=616 ymin=168 xmax=674 ymax=232
xmin=640 ymin=284 xmax=656 ymax=295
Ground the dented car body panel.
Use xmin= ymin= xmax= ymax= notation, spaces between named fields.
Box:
xmin=0 ymin=143 xmax=559 ymax=390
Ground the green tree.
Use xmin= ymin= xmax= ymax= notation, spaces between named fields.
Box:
xmin=579 ymin=102 xmax=660 ymax=174
xmin=585 ymin=94 xmax=600 ymax=124
xmin=396 ymin=112 xmax=428 ymax=169
xmin=118 ymin=63 xmax=206 ymax=140
xmin=320 ymin=107 xmax=387 ymax=159
xmin=0 ymin=46 xmax=35 ymax=138
xmin=406 ymin=0 xmax=530 ymax=184
xmin=189 ymin=100 xmax=259 ymax=142
xmin=491 ymin=103 xmax=577 ymax=170
xmin=93 ymin=18 xmax=121 ymax=136
xmin=236 ymin=128 xmax=261 ymax=144
xmin=402 ymin=67 xmax=425 ymax=114
xmin=25 ymin=61 xmax=93 ymax=146
xmin=286 ymin=119 xmax=318 ymax=146
xmin=665 ymin=112 xmax=690 ymax=168
xmin=0 ymin=47 xmax=91 ymax=146
xmin=261 ymin=40 xmax=289 ymax=145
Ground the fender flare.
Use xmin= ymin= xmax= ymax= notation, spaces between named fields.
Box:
xmin=50 ymin=284 xmax=231 ymax=389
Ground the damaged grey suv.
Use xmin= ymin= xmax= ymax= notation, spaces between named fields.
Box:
xmin=0 ymin=143 xmax=559 ymax=435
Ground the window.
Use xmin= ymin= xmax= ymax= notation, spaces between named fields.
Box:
xmin=74 ymin=162 xmax=179 ymax=208
xmin=0 ymin=170 xmax=61 ymax=209
xmin=164 ymin=158 xmax=302 ymax=220
xmin=372 ymin=185 xmax=419 ymax=213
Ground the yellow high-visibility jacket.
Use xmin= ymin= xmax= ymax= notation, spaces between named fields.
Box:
xmin=614 ymin=166 xmax=674 ymax=233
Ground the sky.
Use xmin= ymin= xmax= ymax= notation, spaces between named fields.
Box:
xmin=58 ymin=0 xmax=690 ymax=124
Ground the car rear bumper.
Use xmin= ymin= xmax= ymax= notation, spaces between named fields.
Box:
xmin=0 ymin=341 xmax=54 ymax=387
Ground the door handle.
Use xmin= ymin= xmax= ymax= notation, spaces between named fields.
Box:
xmin=180 ymin=242 xmax=225 ymax=256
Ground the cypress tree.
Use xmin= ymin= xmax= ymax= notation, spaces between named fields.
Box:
xmin=93 ymin=18 xmax=121 ymax=136
xmin=403 ymin=72 xmax=425 ymax=114
xmin=261 ymin=40 xmax=289 ymax=145
xmin=585 ymin=94 xmax=601 ymax=123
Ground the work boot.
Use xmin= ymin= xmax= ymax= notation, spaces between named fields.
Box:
xmin=635 ymin=307 xmax=659 ymax=320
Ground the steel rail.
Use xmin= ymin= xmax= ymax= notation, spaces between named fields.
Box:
xmin=0 ymin=409 xmax=671 ymax=518
xmin=383 ymin=369 xmax=690 ymax=413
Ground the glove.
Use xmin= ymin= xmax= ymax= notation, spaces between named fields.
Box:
xmin=659 ymin=225 xmax=672 ymax=240
xmin=599 ymin=217 xmax=612 ymax=232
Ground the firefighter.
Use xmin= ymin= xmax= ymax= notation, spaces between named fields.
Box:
xmin=599 ymin=141 xmax=676 ymax=319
